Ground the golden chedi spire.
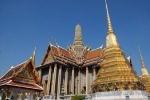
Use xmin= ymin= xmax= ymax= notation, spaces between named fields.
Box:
xmin=105 ymin=0 xmax=113 ymax=33
xmin=138 ymin=45 xmax=150 ymax=93
xmin=138 ymin=45 xmax=149 ymax=76
xmin=105 ymin=0 xmax=119 ymax=47
xmin=92 ymin=0 xmax=143 ymax=92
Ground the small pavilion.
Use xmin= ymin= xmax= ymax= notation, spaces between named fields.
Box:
xmin=0 ymin=50 xmax=43 ymax=100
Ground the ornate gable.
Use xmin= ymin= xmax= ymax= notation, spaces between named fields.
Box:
xmin=44 ymin=50 xmax=55 ymax=65
xmin=13 ymin=58 xmax=40 ymax=84
xmin=14 ymin=62 xmax=35 ymax=83
xmin=41 ymin=44 xmax=56 ymax=65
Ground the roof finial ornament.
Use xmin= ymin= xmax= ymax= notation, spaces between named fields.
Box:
xmin=55 ymin=39 xmax=59 ymax=47
xmin=100 ymin=44 xmax=104 ymax=49
xmin=105 ymin=0 xmax=114 ymax=34
xmin=48 ymin=39 xmax=53 ymax=47
xmin=31 ymin=47 xmax=36 ymax=64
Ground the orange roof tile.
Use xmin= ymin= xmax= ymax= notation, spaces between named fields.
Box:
xmin=1 ymin=62 xmax=26 ymax=79
xmin=59 ymin=47 xmax=70 ymax=58
xmin=100 ymin=50 xmax=105 ymax=58
xmin=52 ymin=47 xmax=59 ymax=56
xmin=86 ymin=48 xmax=102 ymax=59
xmin=0 ymin=80 xmax=43 ymax=91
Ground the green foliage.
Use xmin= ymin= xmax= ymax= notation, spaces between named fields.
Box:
xmin=71 ymin=95 xmax=84 ymax=100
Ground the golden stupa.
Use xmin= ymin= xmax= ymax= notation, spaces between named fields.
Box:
xmin=92 ymin=0 xmax=145 ymax=92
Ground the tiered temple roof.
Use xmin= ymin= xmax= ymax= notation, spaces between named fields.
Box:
xmin=39 ymin=42 xmax=104 ymax=68
xmin=0 ymin=52 xmax=43 ymax=91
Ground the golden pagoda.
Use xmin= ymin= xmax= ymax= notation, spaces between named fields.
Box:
xmin=93 ymin=0 xmax=145 ymax=92
xmin=138 ymin=45 xmax=150 ymax=93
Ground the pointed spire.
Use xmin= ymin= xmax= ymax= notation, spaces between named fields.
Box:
xmin=72 ymin=23 xmax=84 ymax=60
xmin=138 ymin=45 xmax=145 ymax=68
xmin=32 ymin=47 xmax=36 ymax=64
xmin=138 ymin=45 xmax=149 ymax=76
xmin=105 ymin=0 xmax=114 ymax=34
xmin=105 ymin=0 xmax=119 ymax=47
xmin=74 ymin=23 xmax=83 ymax=45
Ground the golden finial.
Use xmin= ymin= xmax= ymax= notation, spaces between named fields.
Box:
xmin=31 ymin=47 xmax=36 ymax=64
xmin=105 ymin=0 xmax=113 ymax=34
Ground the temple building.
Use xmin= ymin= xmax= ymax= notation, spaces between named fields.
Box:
xmin=36 ymin=23 xmax=105 ymax=98
xmin=36 ymin=0 xmax=150 ymax=99
xmin=0 ymin=0 xmax=150 ymax=100
xmin=0 ymin=50 xmax=43 ymax=100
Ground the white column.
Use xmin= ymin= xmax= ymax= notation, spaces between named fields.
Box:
xmin=86 ymin=67 xmax=89 ymax=94
xmin=29 ymin=92 xmax=34 ymax=100
xmin=65 ymin=67 xmax=68 ymax=95
xmin=78 ymin=68 xmax=81 ymax=95
xmin=9 ymin=90 xmax=13 ymax=100
xmin=51 ymin=64 xmax=57 ymax=94
xmin=57 ymin=65 xmax=62 ymax=98
xmin=47 ymin=66 xmax=52 ymax=95
xmin=71 ymin=67 xmax=74 ymax=94
xmin=93 ymin=68 xmax=96 ymax=80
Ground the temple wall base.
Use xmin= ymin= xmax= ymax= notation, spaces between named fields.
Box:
xmin=92 ymin=90 xmax=149 ymax=100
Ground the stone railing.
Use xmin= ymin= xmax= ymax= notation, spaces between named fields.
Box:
xmin=42 ymin=94 xmax=55 ymax=100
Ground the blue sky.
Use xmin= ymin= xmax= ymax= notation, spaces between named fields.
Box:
xmin=0 ymin=0 xmax=150 ymax=77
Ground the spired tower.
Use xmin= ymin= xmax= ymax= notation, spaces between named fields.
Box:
xmin=69 ymin=23 xmax=85 ymax=64
xmin=138 ymin=46 xmax=150 ymax=93
xmin=93 ymin=0 xmax=144 ymax=92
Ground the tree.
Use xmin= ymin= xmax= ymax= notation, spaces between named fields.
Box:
xmin=71 ymin=95 xmax=84 ymax=100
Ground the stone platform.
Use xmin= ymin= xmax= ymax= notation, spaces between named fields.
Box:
xmin=92 ymin=90 xmax=149 ymax=100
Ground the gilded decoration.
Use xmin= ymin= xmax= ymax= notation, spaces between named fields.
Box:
xmin=45 ymin=52 xmax=54 ymax=64
xmin=15 ymin=63 xmax=35 ymax=83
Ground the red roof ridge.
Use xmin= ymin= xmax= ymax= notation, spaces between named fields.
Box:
xmin=90 ymin=47 xmax=102 ymax=52
xmin=6 ymin=81 xmax=43 ymax=91
xmin=35 ymin=83 xmax=43 ymax=90
xmin=13 ymin=61 xmax=27 ymax=69
xmin=6 ymin=80 xmax=12 ymax=84
xmin=0 ymin=80 xmax=12 ymax=86
xmin=0 ymin=61 xmax=27 ymax=79
xmin=58 ymin=45 xmax=68 ymax=51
